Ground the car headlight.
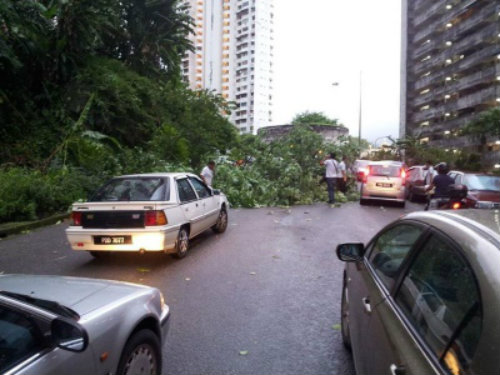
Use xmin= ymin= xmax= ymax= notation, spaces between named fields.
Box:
xmin=160 ymin=292 xmax=166 ymax=310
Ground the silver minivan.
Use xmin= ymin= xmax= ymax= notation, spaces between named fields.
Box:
xmin=360 ymin=161 xmax=406 ymax=207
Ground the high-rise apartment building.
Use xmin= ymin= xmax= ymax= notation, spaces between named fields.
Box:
xmin=181 ymin=0 xmax=274 ymax=134
xmin=401 ymin=0 xmax=500 ymax=155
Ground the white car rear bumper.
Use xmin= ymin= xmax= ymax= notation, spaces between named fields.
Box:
xmin=66 ymin=226 xmax=180 ymax=253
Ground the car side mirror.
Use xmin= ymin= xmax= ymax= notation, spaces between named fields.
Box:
xmin=51 ymin=318 xmax=89 ymax=353
xmin=213 ymin=189 xmax=221 ymax=195
xmin=336 ymin=243 xmax=365 ymax=262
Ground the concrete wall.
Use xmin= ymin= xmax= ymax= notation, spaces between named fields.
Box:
xmin=258 ymin=124 xmax=349 ymax=143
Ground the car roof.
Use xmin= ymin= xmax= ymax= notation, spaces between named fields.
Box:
xmin=404 ymin=210 xmax=500 ymax=245
xmin=116 ymin=172 xmax=197 ymax=179
xmin=368 ymin=160 xmax=403 ymax=166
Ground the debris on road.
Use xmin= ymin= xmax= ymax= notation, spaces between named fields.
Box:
xmin=249 ymin=272 xmax=257 ymax=275
xmin=332 ymin=324 xmax=341 ymax=331
xmin=239 ymin=350 xmax=249 ymax=356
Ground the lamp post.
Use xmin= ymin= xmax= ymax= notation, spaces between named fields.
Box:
xmin=358 ymin=71 xmax=363 ymax=151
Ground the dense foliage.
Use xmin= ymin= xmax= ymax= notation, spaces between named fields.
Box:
xmin=291 ymin=111 xmax=341 ymax=126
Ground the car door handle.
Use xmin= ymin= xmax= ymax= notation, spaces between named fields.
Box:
xmin=390 ymin=364 xmax=405 ymax=375
xmin=362 ymin=297 xmax=372 ymax=314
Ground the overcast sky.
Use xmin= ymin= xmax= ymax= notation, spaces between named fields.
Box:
xmin=272 ymin=0 xmax=402 ymax=142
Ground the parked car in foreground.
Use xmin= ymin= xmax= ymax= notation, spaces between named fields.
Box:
xmin=405 ymin=165 xmax=435 ymax=202
xmin=66 ymin=173 xmax=229 ymax=259
xmin=0 ymin=274 xmax=169 ymax=375
xmin=449 ymin=171 xmax=500 ymax=209
xmin=360 ymin=161 xmax=406 ymax=207
xmin=337 ymin=210 xmax=499 ymax=375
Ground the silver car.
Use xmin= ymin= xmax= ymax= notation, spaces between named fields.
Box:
xmin=337 ymin=210 xmax=500 ymax=375
xmin=360 ymin=161 xmax=406 ymax=207
xmin=0 ymin=275 xmax=170 ymax=375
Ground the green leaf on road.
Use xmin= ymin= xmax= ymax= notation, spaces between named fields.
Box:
xmin=272 ymin=255 xmax=280 ymax=259
xmin=332 ymin=324 xmax=341 ymax=331
xmin=239 ymin=350 xmax=249 ymax=356
xmin=136 ymin=268 xmax=150 ymax=273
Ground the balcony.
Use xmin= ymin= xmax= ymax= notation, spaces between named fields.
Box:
xmin=412 ymin=0 xmax=481 ymax=44
xmin=413 ymin=2 xmax=445 ymax=27
xmin=455 ymin=86 xmax=498 ymax=111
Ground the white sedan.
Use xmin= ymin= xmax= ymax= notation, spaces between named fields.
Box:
xmin=66 ymin=173 xmax=229 ymax=258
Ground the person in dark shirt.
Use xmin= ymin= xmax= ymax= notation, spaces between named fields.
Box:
xmin=425 ymin=163 xmax=455 ymax=209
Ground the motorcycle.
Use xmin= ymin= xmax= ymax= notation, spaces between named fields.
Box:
xmin=427 ymin=184 xmax=468 ymax=210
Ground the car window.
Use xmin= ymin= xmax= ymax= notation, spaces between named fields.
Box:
xmin=91 ymin=178 xmax=167 ymax=201
xmin=177 ymin=179 xmax=197 ymax=203
xmin=455 ymin=174 xmax=463 ymax=185
xmin=0 ymin=305 xmax=44 ymax=373
xmin=189 ymin=177 xmax=211 ymax=199
xmin=368 ymin=224 xmax=424 ymax=290
xmin=369 ymin=164 xmax=402 ymax=178
xmin=395 ymin=235 xmax=481 ymax=375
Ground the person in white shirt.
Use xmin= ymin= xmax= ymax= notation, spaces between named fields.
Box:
xmin=200 ymin=161 xmax=215 ymax=187
xmin=338 ymin=156 xmax=348 ymax=194
xmin=423 ymin=160 xmax=435 ymax=186
xmin=320 ymin=152 xmax=341 ymax=204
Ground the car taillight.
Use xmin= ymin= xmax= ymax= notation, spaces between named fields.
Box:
xmin=361 ymin=168 xmax=369 ymax=183
xmin=401 ymin=168 xmax=406 ymax=186
xmin=452 ymin=202 xmax=461 ymax=210
xmin=71 ymin=211 xmax=82 ymax=226
xmin=144 ymin=211 xmax=168 ymax=226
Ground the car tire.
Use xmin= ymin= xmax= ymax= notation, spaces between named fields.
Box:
xmin=341 ymin=276 xmax=352 ymax=351
xmin=172 ymin=227 xmax=189 ymax=259
xmin=399 ymin=201 xmax=406 ymax=208
xmin=88 ymin=251 xmax=109 ymax=258
xmin=407 ymin=188 xmax=415 ymax=202
xmin=212 ymin=207 xmax=228 ymax=233
xmin=117 ymin=329 xmax=161 ymax=375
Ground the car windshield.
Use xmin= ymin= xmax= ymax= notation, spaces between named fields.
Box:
xmin=91 ymin=178 xmax=168 ymax=202
xmin=0 ymin=291 xmax=79 ymax=320
xmin=369 ymin=164 xmax=401 ymax=177
xmin=464 ymin=175 xmax=500 ymax=192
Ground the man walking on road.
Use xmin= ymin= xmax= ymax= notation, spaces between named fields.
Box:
xmin=201 ymin=161 xmax=216 ymax=187
xmin=338 ymin=156 xmax=348 ymax=194
xmin=321 ymin=153 xmax=341 ymax=204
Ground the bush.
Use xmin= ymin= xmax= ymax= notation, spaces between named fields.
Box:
xmin=0 ymin=168 xmax=98 ymax=222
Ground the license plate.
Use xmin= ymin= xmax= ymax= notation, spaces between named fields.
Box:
xmin=94 ymin=236 xmax=132 ymax=245
xmin=376 ymin=183 xmax=393 ymax=188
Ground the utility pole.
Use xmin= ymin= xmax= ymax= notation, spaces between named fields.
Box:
xmin=358 ymin=71 xmax=363 ymax=151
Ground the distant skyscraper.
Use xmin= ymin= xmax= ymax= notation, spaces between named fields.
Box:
xmin=181 ymin=0 xmax=274 ymax=134
xmin=401 ymin=0 xmax=500 ymax=156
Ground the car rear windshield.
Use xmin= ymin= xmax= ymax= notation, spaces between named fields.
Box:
xmin=369 ymin=164 xmax=401 ymax=177
xmin=464 ymin=175 xmax=500 ymax=192
xmin=91 ymin=178 xmax=169 ymax=201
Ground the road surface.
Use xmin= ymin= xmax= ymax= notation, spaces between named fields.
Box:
xmin=0 ymin=201 xmax=422 ymax=374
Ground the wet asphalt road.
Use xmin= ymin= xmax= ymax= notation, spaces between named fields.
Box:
xmin=0 ymin=201 xmax=422 ymax=375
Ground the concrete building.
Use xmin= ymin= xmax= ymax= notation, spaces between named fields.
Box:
xmin=401 ymin=0 xmax=500 ymax=154
xmin=181 ymin=0 xmax=274 ymax=135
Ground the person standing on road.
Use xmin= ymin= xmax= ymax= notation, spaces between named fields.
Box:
xmin=320 ymin=153 xmax=341 ymax=204
xmin=423 ymin=160 xmax=435 ymax=185
xmin=200 ymin=161 xmax=216 ymax=187
xmin=338 ymin=156 xmax=348 ymax=194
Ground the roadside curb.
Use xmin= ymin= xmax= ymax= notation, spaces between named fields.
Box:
xmin=0 ymin=213 xmax=70 ymax=238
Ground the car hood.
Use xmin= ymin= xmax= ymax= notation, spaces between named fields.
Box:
xmin=468 ymin=190 xmax=500 ymax=202
xmin=0 ymin=274 xmax=149 ymax=317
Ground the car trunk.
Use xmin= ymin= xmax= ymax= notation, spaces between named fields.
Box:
xmin=72 ymin=202 xmax=169 ymax=229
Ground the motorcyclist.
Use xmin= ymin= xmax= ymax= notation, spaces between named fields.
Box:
xmin=425 ymin=162 xmax=455 ymax=210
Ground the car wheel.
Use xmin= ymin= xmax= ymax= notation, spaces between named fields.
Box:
xmin=173 ymin=227 xmax=189 ymax=259
xmin=407 ymin=188 xmax=415 ymax=202
xmin=399 ymin=201 xmax=406 ymax=208
xmin=341 ymin=276 xmax=352 ymax=351
xmin=212 ymin=207 xmax=228 ymax=233
xmin=117 ymin=329 xmax=161 ymax=375
xmin=88 ymin=251 xmax=108 ymax=258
